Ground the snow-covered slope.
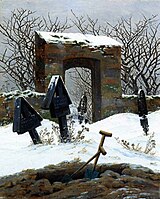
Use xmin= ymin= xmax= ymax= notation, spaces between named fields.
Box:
xmin=0 ymin=110 xmax=159 ymax=177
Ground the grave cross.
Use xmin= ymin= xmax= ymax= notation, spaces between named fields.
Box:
xmin=77 ymin=92 xmax=88 ymax=124
xmin=13 ymin=97 xmax=42 ymax=144
xmin=137 ymin=89 xmax=149 ymax=135
xmin=42 ymin=75 xmax=72 ymax=142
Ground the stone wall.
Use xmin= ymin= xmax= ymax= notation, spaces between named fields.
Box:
xmin=1 ymin=32 xmax=158 ymax=124
xmin=34 ymin=35 xmax=160 ymax=121
xmin=0 ymin=91 xmax=45 ymax=124
xmin=35 ymin=32 xmax=122 ymax=122
xmin=102 ymin=95 xmax=160 ymax=118
xmin=0 ymin=91 xmax=159 ymax=124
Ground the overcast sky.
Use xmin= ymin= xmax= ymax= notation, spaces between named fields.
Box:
xmin=0 ymin=0 xmax=160 ymax=47
xmin=0 ymin=0 xmax=160 ymax=25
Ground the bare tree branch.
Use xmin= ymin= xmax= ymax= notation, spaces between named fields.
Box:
xmin=0 ymin=8 xmax=71 ymax=91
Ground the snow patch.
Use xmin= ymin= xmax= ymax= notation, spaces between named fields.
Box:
xmin=36 ymin=31 xmax=122 ymax=47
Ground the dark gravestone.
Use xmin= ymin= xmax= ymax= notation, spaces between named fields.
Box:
xmin=42 ymin=75 xmax=72 ymax=142
xmin=77 ymin=92 xmax=88 ymax=124
xmin=78 ymin=93 xmax=87 ymax=115
xmin=137 ymin=89 xmax=148 ymax=117
xmin=13 ymin=97 xmax=42 ymax=144
xmin=137 ymin=89 xmax=149 ymax=135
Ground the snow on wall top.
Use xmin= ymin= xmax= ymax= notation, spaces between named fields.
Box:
xmin=36 ymin=31 xmax=122 ymax=47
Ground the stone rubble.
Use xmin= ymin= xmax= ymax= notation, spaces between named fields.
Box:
xmin=0 ymin=162 xmax=159 ymax=198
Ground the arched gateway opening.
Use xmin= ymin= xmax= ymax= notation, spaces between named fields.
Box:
xmin=63 ymin=58 xmax=101 ymax=122
xmin=35 ymin=31 xmax=122 ymax=122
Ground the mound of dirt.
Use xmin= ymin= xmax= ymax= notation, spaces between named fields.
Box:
xmin=0 ymin=162 xmax=159 ymax=198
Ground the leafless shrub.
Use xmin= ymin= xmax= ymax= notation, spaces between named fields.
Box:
xmin=39 ymin=118 xmax=88 ymax=145
xmin=115 ymin=132 xmax=156 ymax=155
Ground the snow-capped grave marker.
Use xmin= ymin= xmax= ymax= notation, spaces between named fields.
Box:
xmin=137 ymin=89 xmax=149 ymax=135
xmin=13 ymin=97 xmax=42 ymax=144
xmin=42 ymin=75 xmax=72 ymax=142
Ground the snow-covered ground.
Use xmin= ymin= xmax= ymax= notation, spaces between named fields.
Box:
xmin=0 ymin=110 xmax=160 ymax=177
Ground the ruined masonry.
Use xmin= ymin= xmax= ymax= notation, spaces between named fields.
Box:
xmin=35 ymin=31 xmax=122 ymax=122
xmin=0 ymin=33 xmax=159 ymax=123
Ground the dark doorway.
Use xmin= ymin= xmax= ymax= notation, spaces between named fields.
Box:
xmin=65 ymin=67 xmax=92 ymax=121
xmin=63 ymin=58 xmax=101 ymax=122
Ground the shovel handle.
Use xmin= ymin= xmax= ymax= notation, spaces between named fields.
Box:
xmin=99 ymin=130 xmax=112 ymax=137
xmin=99 ymin=146 xmax=107 ymax=155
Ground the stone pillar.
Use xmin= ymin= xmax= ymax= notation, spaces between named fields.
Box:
xmin=100 ymin=47 xmax=122 ymax=118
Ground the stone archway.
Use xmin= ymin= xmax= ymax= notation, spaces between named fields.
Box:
xmin=35 ymin=31 xmax=122 ymax=121
xmin=63 ymin=58 xmax=101 ymax=122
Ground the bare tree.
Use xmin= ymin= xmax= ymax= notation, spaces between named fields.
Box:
xmin=71 ymin=12 xmax=160 ymax=95
xmin=71 ymin=10 xmax=102 ymax=36
xmin=0 ymin=8 xmax=71 ymax=91
xmin=104 ymin=15 xmax=160 ymax=95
